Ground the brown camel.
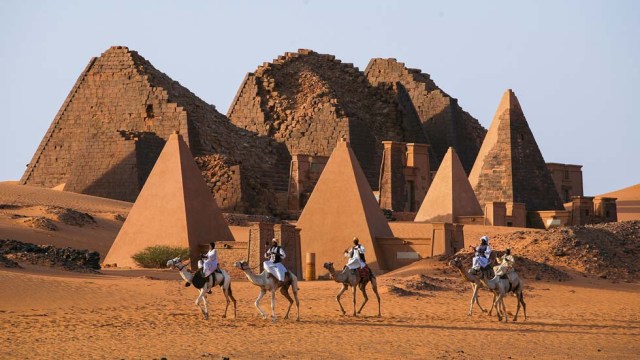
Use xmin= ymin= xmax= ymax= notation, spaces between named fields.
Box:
xmin=448 ymin=257 xmax=496 ymax=316
xmin=323 ymin=262 xmax=381 ymax=317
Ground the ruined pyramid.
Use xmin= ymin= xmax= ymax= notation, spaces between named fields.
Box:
xmin=415 ymin=147 xmax=483 ymax=223
xmin=21 ymin=46 xmax=287 ymax=213
xmin=296 ymin=139 xmax=393 ymax=272
xmin=365 ymin=58 xmax=487 ymax=173
xmin=227 ymin=49 xmax=429 ymax=191
xmin=468 ymin=89 xmax=564 ymax=211
xmin=104 ymin=132 xmax=234 ymax=269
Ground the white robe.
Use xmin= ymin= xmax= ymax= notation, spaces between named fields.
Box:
xmin=263 ymin=246 xmax=287 ymax=281
xmin=472 ymin=245 xmax=491 ymax=270
xmin=199 ymin=248 xmax=218 ymax=277
xmin=345 ymin=245 xmax=366 ymax=270
xmin=494 ymin=254 xmax=514 ymax=276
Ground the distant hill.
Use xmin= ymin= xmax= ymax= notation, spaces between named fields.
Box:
xmin=600 ymin=184 xmax=640 ymax=221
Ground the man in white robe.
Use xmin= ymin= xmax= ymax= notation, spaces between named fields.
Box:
xmin=199 ymin=242 xmax=219 ymax=277
xmin=263 ymin=239 xmax=287 ymax=281
xmin=471 ymin=236 xmax=491 ymax=272
xmin=494 ymin=248 xmax=515 ymax=277
xmin=345 ymin=237 xmax=366 ymax=272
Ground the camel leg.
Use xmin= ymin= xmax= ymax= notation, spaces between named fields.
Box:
xmin=280 ymin=284 xmax=294 ymax=320
xmin=196 ymin=288 xmax=209 ymax=320
xmin=293 ymin=286 xmax=300 ymax=322
xmin=487 ymin=292 xmax=496 ymax=316
xmin=469 ymin=283 xmax=479 ymax=316
xmin=270 ymin=290 xmax=277 ymax=322
xmin=514 ymin=290 xmax=526 ymax=321
xmin=255 ymin=288 xmax=267 ymax=319
xmin=352 ymin=283 xmax=357 ymax=317
xmin=370 ymin=277 xmax=381 ymax=317
xmin=228 ymin=284 xmax=237 ymax=319
xmin=222 ymin=286 xmax=230 ymax=319
xmin=493 ymin=293 xmax=504 ymax=322
xmin=357 ymin=283 xmax=368 ymax=315
xmin=336 ymin=284 xmax=348 ymax=315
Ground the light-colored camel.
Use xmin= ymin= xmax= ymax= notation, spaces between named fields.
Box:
xmin=323 ymin=262 xmax=381 ymax=317
xmin=166 ymin=258 xmax=236 ymax=320
xmin=449 ymin=257 xmax=496 ymax=316
xmin=233 ymin=260 xmax=300 ymax=322
xmin=486 ymin=271 xmax=527 ymax=322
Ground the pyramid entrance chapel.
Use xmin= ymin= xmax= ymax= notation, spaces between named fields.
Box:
xmin=22 ymin=46 xmax=614 ymax=272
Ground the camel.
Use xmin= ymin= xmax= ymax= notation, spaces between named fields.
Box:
xmin=449 ymin=257 xmax=527 ymax=322
xmin=323 ymin=262 xmax=381 ymax=317
xmin=486 ymin=271 xmax=527 ymax=322
xmin=166 ymin=258 xmax=236 ymax=320
xmin=233 ymin=260 xmax=300 ymax=322
xmin=449 ymin=257 xmax=496 ymax=316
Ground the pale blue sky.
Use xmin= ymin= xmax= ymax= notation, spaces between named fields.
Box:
xmin=1 ymin=0 xmax=638 ymax=195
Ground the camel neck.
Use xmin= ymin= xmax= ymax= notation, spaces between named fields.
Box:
xmin=179 ymin=268 xmax=193 ymax=283
xmin=242 ymin=268 xmax=263 ymax=285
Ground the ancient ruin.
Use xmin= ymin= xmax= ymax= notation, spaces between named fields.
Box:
xmin=468 ymin=89 xmax=564 ymax=212
xmin=103 ymin=132 xmax=234 ymax=269
xmin=296 ymin=139 xmax=393 ymax=272
xmin=414 ymin=147 xmax=483 ymax=223
xmin=20 ymin=46 xmax=289 ymax=214
xmin=365 ymin=58 xmax=486 ymax=173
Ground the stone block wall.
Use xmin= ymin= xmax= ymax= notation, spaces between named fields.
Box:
xmin=365 ymin=58 xmax=486 ymax=173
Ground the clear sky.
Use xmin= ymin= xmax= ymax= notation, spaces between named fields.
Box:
xmin=1 ymin=0 xmax=638 ymax=195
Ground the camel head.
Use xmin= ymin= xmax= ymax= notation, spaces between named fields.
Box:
xmin=448 ymin=257 xmax=463 ymax=269
xmin=233 ymin=260 xmax=249 ymax=270
xmin=323 ymin=262 xmax=335 ymax=271
xmin=166 ymin=257 xmax=188 ymax=271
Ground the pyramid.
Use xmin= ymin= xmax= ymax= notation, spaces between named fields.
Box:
xmin=227 ymin=49 xmax=428 ymax=191
xmin=20 ymin=46 xmax=287 ymax=213
xmin=104 ymin=132 xmax=234 ymax=269
xmin=468 ymin=89 xmax=564 ymax=211
xmin=415 ymin=147 xmax=483 ymax=222
xmin=365 ymin=58 xmax=486 ymax=172
xmin=296 ymin=139 xmax=393 ymax=272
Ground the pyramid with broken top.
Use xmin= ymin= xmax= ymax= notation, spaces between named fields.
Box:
xmin=104 ymin=132 xmax=234 ymax=269
xmin=296 ymin=139 xmax=393 ymax=272
xmin=468 ymin=89 xmax=563 ymax=211
xmin=415 ymin=147 xmax=483 ymax=223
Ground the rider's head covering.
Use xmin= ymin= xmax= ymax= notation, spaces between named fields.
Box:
xmin=209 ymin=241 xmax=216 ymax=249
xmin=353 ymin=237 xmax=359 ymax=245
xmin=480 ymin=235 xmax=489 ymax=245
xmin=505 ymin=247 xmax=511 ymax=255
xmin=271 ymin=238 xmax=278 ymax=245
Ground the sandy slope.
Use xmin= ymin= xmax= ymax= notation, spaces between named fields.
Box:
xmin=600 ymin=183 xmax=640 ymax=221
xmin=1 ymin=264 xmax=639 ymax=359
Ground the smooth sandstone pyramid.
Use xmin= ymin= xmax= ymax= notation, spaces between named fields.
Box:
xmin=104 ymin=133 xmax=234 ymax=269
xmin=414 ymin=147 xmax=483 ymax=222
xmin=469 ymin=89 xmax=564 ymax=211
xmin=296 ymin=139 xmax=393 ymax=272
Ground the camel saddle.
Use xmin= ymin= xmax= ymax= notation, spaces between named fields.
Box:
xmin=192 ymin=269 xmax=214 ymax=289
xmin=358 ymin=266 xmax=372 ymax=282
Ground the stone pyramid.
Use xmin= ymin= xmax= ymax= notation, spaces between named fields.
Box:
xmin=415 ymin=147 xmax=483 ymax=223
xmin=296 ymin=139 xmax=393 ymax=272
xmin=227 ymin=49 xmax=428 ymax=191
xmin=365 ymin=58 xmax=486 ymax=173
xmin=20 ymin=46 xmax=287 ymax=213
xmin=104 ymin=132 xmax=234 ymax=269
xmin=468 ymin=89 xmax=564 ymax=211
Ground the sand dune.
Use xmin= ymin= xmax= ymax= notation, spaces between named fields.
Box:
xmin=600 ymin=183 xmax=640 ymax=221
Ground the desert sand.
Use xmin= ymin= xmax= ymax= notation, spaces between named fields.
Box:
xmin=1 ymin=182 xmax=640 ymax=359
xmin=601 ymin=184 xmax=640 ymax=221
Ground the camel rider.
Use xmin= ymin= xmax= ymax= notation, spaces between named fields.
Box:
xmin=494 ymin=248 xmax=515 ymax=277
xmin=185 ymin=242 xmax=220 ymax=289
xmin=471 ymin=236 xmax=491 ymax=274
xmin=344 ymin=237 xmax=366 ymax=274
xmin=263 ymin=239 xmax=288 ymax=281
xmin=199 ymin=242 xmax=222 ymax=278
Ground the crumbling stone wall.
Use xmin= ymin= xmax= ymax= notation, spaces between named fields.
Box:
xmin=21 ymin=46 xmax=287 ymax=214
xmin=365 ymin=58 xmax=486 ymax=173
xmin=227 ymin=49 xmax=428 ymax=190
